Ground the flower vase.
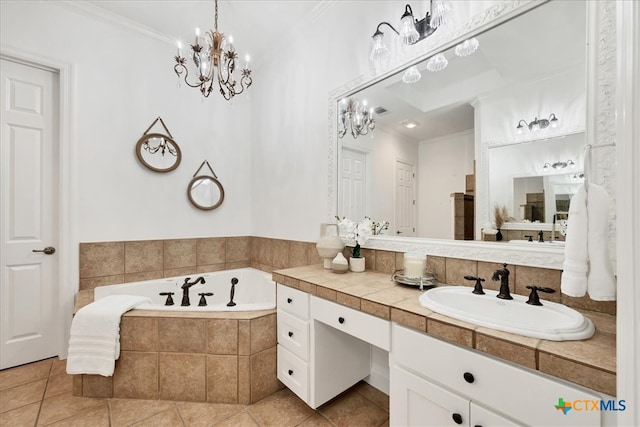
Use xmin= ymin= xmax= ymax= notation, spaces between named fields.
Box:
xmin=350 ymin=256 xmax=365 ymax=273
xmin=496 ymin=229 xmax=503 ymax=241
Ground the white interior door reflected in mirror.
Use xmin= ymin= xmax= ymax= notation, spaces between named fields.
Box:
xmin=188 ymin=176 xmax=224 ymax=211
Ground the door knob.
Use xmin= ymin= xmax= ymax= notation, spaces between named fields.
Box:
xmin=33 ymin=246 xmax=56 ymax=255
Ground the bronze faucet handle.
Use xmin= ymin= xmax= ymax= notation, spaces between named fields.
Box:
xmin=525 ymin=285 xmax=555 ymax=306
xmin=464 ymin=275 xmax=486 ymax=295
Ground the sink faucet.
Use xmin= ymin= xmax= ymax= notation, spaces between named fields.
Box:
xmin=181 ymin=276 xmax=206 ymax=306
xmin=538 ymin=230 xmax=544 ymax=242
xmin=491 ymin=263 xmax=513 ymax=300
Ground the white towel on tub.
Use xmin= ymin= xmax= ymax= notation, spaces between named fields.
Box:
xmin=66 ymin=295 xmax=151 ymax=376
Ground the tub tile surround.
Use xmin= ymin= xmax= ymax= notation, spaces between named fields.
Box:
xmin=79 ymin=236 xmax=322 ymax=290
xmin=273 ymin=265 xmax=617 ymax=397
xmin=72 ymin=311 xmax=282 ymax=404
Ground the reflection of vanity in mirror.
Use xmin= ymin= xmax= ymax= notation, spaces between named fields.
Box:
xmin=489 ymin=131 xmax=585 ymax=242
xmin=334 ymin=0 xmax=587 ymax=246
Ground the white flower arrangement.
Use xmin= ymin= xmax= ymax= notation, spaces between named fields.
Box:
xmin=336 ymin=216 xmax=389 ymax=258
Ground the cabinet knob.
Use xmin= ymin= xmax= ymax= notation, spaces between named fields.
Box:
xmin=452 ymin=413 xmax=463 ymax=425
xmin=338 ymin=317 xmax=345 ymax=324
xmin=463 ymin=372 xmax=475 ymax=383
xmin=288 ymin=369 xmax=293 ymax=376
xmin=288 ymin=331 xmax=293 ymax=338
xmin=287 ymin=298 xmax=292 ymax=303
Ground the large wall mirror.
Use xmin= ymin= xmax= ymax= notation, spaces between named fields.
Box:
xmin=328 ymin=0 xmax=616 ymax=268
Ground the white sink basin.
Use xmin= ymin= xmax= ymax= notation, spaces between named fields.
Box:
xmin=419 ymin=286 xmax=594 ymax=341
xmin=508 ymin=240 xmax=566 ymax=247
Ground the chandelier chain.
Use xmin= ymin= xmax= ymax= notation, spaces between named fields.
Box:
xmin=214 ymin=0 xmax=218 ymax=32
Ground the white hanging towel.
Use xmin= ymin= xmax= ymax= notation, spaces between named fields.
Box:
xmin=560 ymin=183 xmax=616 ymax=300
xmin=66 ymin=295 xmax=151 ymax=376
xmin=585 ymin=183 xmax=616 ymax=300
xmin=560 ymin=184 xmax=588 ymax=297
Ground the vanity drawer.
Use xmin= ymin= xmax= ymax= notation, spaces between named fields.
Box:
xmin=277 ymin=345 xmax=308 ymax=402
xmin=311 ymin=296 xmax=390 ymax=350
xmin=277 ymin=309 xmax=309 ymax=361
xmin=277 ymin=284 xmax=309 ymax=319
xmin=392 ymin=324 xmax=601 ymax=426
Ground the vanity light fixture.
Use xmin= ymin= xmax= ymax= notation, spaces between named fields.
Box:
xmin=370 ymin=1 xmax=451 ymax=65
xmin=454 ymin=38 xmax=479 ymax=57
xmin=338 ymin=98 xmax=375 ymax=139
xmin=542 ymin=159 xmax=575 ymax=171
xmin=516 ymin=113 xmax=559 ymax=134
xmin=426 ymin=53 xmax=448 ymax=72
xmin=402 ymin=65 xmax=422 ymax=84
xmin=572 ymin=173 xmax=585 ymax=181
xmin=173 ymin=0 xmax=252 ymax=100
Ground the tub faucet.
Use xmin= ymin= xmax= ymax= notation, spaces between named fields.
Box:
xmin=181 ymin=276 xmax=206 ymax=306
xmin=491 ymin=263 xmax=513 ymax=300
xmin=227 ymin=277 xmax=239 ymax=307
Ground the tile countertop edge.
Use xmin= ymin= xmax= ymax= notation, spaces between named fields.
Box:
xmin=273 ymin=265 xmax=617 ymax=397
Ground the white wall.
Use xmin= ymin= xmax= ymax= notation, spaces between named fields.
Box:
xmin=1 ymin=1 xmax=253 ymax=243
xmin=249 ymin=1 xmax=498 ymax=242
xmin=417 ymin=130 xmax=474 ymax=239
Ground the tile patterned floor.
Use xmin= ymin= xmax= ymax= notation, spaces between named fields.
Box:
xmin=0 ymin=358 xmax=389 ymax=426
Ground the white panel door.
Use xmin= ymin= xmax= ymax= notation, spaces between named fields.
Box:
xmin=0 ymin=58 xmax=59 ymax=369
xmin=339 ymin=148 xmax=366 ymax=220
xmin=395 ymin=160 xmax=415 ymax=237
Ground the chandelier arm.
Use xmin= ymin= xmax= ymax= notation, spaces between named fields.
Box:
xmin=175 ymin=63 xmax=212 ymax=90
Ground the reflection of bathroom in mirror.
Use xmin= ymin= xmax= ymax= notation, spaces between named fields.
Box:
xmin=489 ymin=132 xmax=585 ymax=229
xmin=335 ymin=0 xmax=586 ymax=241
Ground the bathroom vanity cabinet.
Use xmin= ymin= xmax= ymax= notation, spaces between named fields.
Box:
xmin=390 ymin=324 xmax=602 ymax=426
xmin=277 ymin=284 xmax=390 ymax=408
xmin=276 ymin=274 xmax=612 ymax=426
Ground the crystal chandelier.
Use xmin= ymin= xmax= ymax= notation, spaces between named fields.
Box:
xmin=173 ymin=0 xmax=252 ymax=100
xmin=338 ymin=98 xmax=375 ymax=139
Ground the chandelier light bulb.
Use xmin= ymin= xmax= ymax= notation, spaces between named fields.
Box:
xmin=177 ymin=40 xmax=183 ymax=56
xmin=195 ymin=27 xmax=201 ymax=37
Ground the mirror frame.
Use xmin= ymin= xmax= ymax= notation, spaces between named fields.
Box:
xmin=187 ymin=176 xmax=225 ymax=211
xmin=135 ymin=132 xmax=182 ymax=173
xmin=327 ymin=0 xmax=616 ymax=269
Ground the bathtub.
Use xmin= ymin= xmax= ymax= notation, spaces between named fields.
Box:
xmin=93 ymin=267 xmax=275 ymax=311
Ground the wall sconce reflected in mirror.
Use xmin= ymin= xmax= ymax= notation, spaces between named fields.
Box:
xmin=370 ymin=1 xmax=451 ymax=66
xmin=338 ymin=98 xmax=375 ymax=139
xmin=572 ymin=173 xmax=585 ymax=182
xmin=542 ymin=159 xmax=575 ymax=171
xmin=516 ymin=113 xmax=559 ymax=134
